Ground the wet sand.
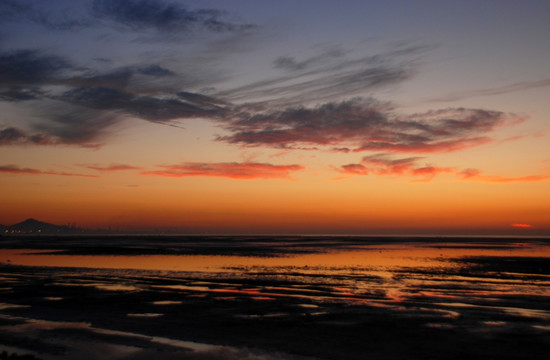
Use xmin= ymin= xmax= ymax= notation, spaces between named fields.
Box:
xmin=1 ymin=236 xmax=549 ymax=359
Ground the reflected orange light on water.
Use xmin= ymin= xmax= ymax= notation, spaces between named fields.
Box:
xmin=1 ymin=242 xmax=549 ymax=272
xmin=2 ymin=240 xmax=550 ymax=344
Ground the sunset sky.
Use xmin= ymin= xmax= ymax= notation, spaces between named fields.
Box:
xmin=1 ymin=0 xmax=549 ymax=235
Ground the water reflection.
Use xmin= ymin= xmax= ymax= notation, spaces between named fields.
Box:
xmin=1 ymin=238 xmax=550 ymax=359
xmin=2 ymin=241 xmax=548 ymax=272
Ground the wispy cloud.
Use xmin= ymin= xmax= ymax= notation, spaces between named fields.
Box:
xmin=459 ymin=169 xmax=550 ymax=183
xmin=82 ymin=164 xmax=143 ymax=172
xmin=431 ymin=78 xmax=550 ymax=103
xmin=273 ymin=48 xmax=347 ymax=72
xmin=219 ymin=44 xmax=430 ymax=106
xmin=0 ymin=164 xmax=98 ymax=177
xmin=142 ymin=162 xmax=304 ymax=180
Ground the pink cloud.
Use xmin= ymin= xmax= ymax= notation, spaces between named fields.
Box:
xmin=512 ymin=223 xmax=533 ymax=228
xmin=337 ymin=154 xmax=453 ymax=181
xmin=337 ymin=156 xmax=550 ymax=183
xmin=142 ymin=162 xmax=304 ymax=179
xmin=459 ymin=169 xmax=550 ymax=183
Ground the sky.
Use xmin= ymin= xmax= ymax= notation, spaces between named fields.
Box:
xmin=1 ymin=0 xmax=549 ymax=235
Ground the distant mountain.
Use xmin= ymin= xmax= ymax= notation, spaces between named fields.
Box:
xmin=3 ymin=218 xmax=83 ymax=235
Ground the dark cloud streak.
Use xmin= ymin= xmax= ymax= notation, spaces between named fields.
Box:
xmin=0 ymin=50 xmax=72 ymax=85
xmin=0 ymin=164 xmax=98 ymax=177
xmin=431 ymin=78 xmax=550 ymax=103
xmin=0 ymin=127 xmax=58 ymax=146
xmin=59 ymin=86 xmax=226 ymax=122
xmin=92 ymin=0 xmax=255 ymax=33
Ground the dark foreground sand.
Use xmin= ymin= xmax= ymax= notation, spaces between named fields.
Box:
xmin=1 ymin=236 xmax=550 ymax=359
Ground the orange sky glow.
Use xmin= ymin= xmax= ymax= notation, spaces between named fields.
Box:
xmin=1 ymin=1 xmax=549 ymax=235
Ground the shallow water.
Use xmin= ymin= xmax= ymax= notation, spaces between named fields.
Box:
xmin=1 ymin=237 xmax=550 ymax=359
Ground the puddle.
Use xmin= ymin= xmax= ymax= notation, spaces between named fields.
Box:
xmin=127 ymin=313 xmax=164 ymax=318
xmin=151 ymin=300 xmax=182 ymax=305
xmin=0 ymin=303 xmax=30 ymax=311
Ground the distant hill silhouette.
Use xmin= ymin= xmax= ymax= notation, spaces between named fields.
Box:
xmin=2 ymin=218 xmax=83 ymax=235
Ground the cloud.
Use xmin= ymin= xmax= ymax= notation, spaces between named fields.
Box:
xmin=221 ymin=59 xmax=413 ymax=107
xmin=1 ymin=0 xmax=254 ymax=33
xmin=432 ymin=78 xmax=550 ymax=103
xmin=337 ymin=156 xmax=550 ymax=183
xmin=0 ymin=50 xmax=179 ymax=96
xmin=28 ymin=106 xmax=120 ymax=147
xmin=0 ymin=50 xmax=72 ymax=86
xmin=58 ymin=86 xmax=225 ymax=123
xmin=337 ymin=154 xmax=453 ymax=180
xmin=142 ymin=162 xmax=304 ymax=180
xmin=64 ymin=65 xmax=181 ymax=93
xmin=0 ymin=51 xmax=519 ymax=154
xmin=0 ymin=0 xmax=31 ymax=18
xmin=221 ymin=98 xmax=513 ymax=153
xmin=363 ymin=154 xmax=454 ymax=177
xmin=0 ymin=0 xmax=91 ymax=31
xmin=92 ymin=0 xmax=254 ymax=33
xmin=0 ymin=86 xmax=45 ymax=101
xmin=0 ymin=164 xmax=98 ymax=177
xmin=0 ymin=127 xmax=28 ymax=145
xmin=136 ymin=65 xmax=175 ymax=77
xmin=83 ymin=164 xmax=143 ymax=172
xmin=0 ymin=48 xmax=227 ymax=148
xmin=220 ymin=44 xmax=434 ymax=108
xmin=0 ymin=127 xmax=59 ymax=146
xmin=340 ymin=163 xmax=370 ymax=176
xmin=459 ymin=169 xmax=550 ymax=183
xmin=273 ymin=48 xmax=347 ymax=72
xmin=0 ymin=45 xmax=520 ymax=155
xmin=512 ymin=223 xmax=533 ymax=228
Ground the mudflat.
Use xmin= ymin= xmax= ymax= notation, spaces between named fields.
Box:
xmin=1 ymin=236 xmax=549 ymax=359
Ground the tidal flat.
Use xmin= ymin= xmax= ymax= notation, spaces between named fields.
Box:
xmin=1 ymin=236 xmax=549 ymax=359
